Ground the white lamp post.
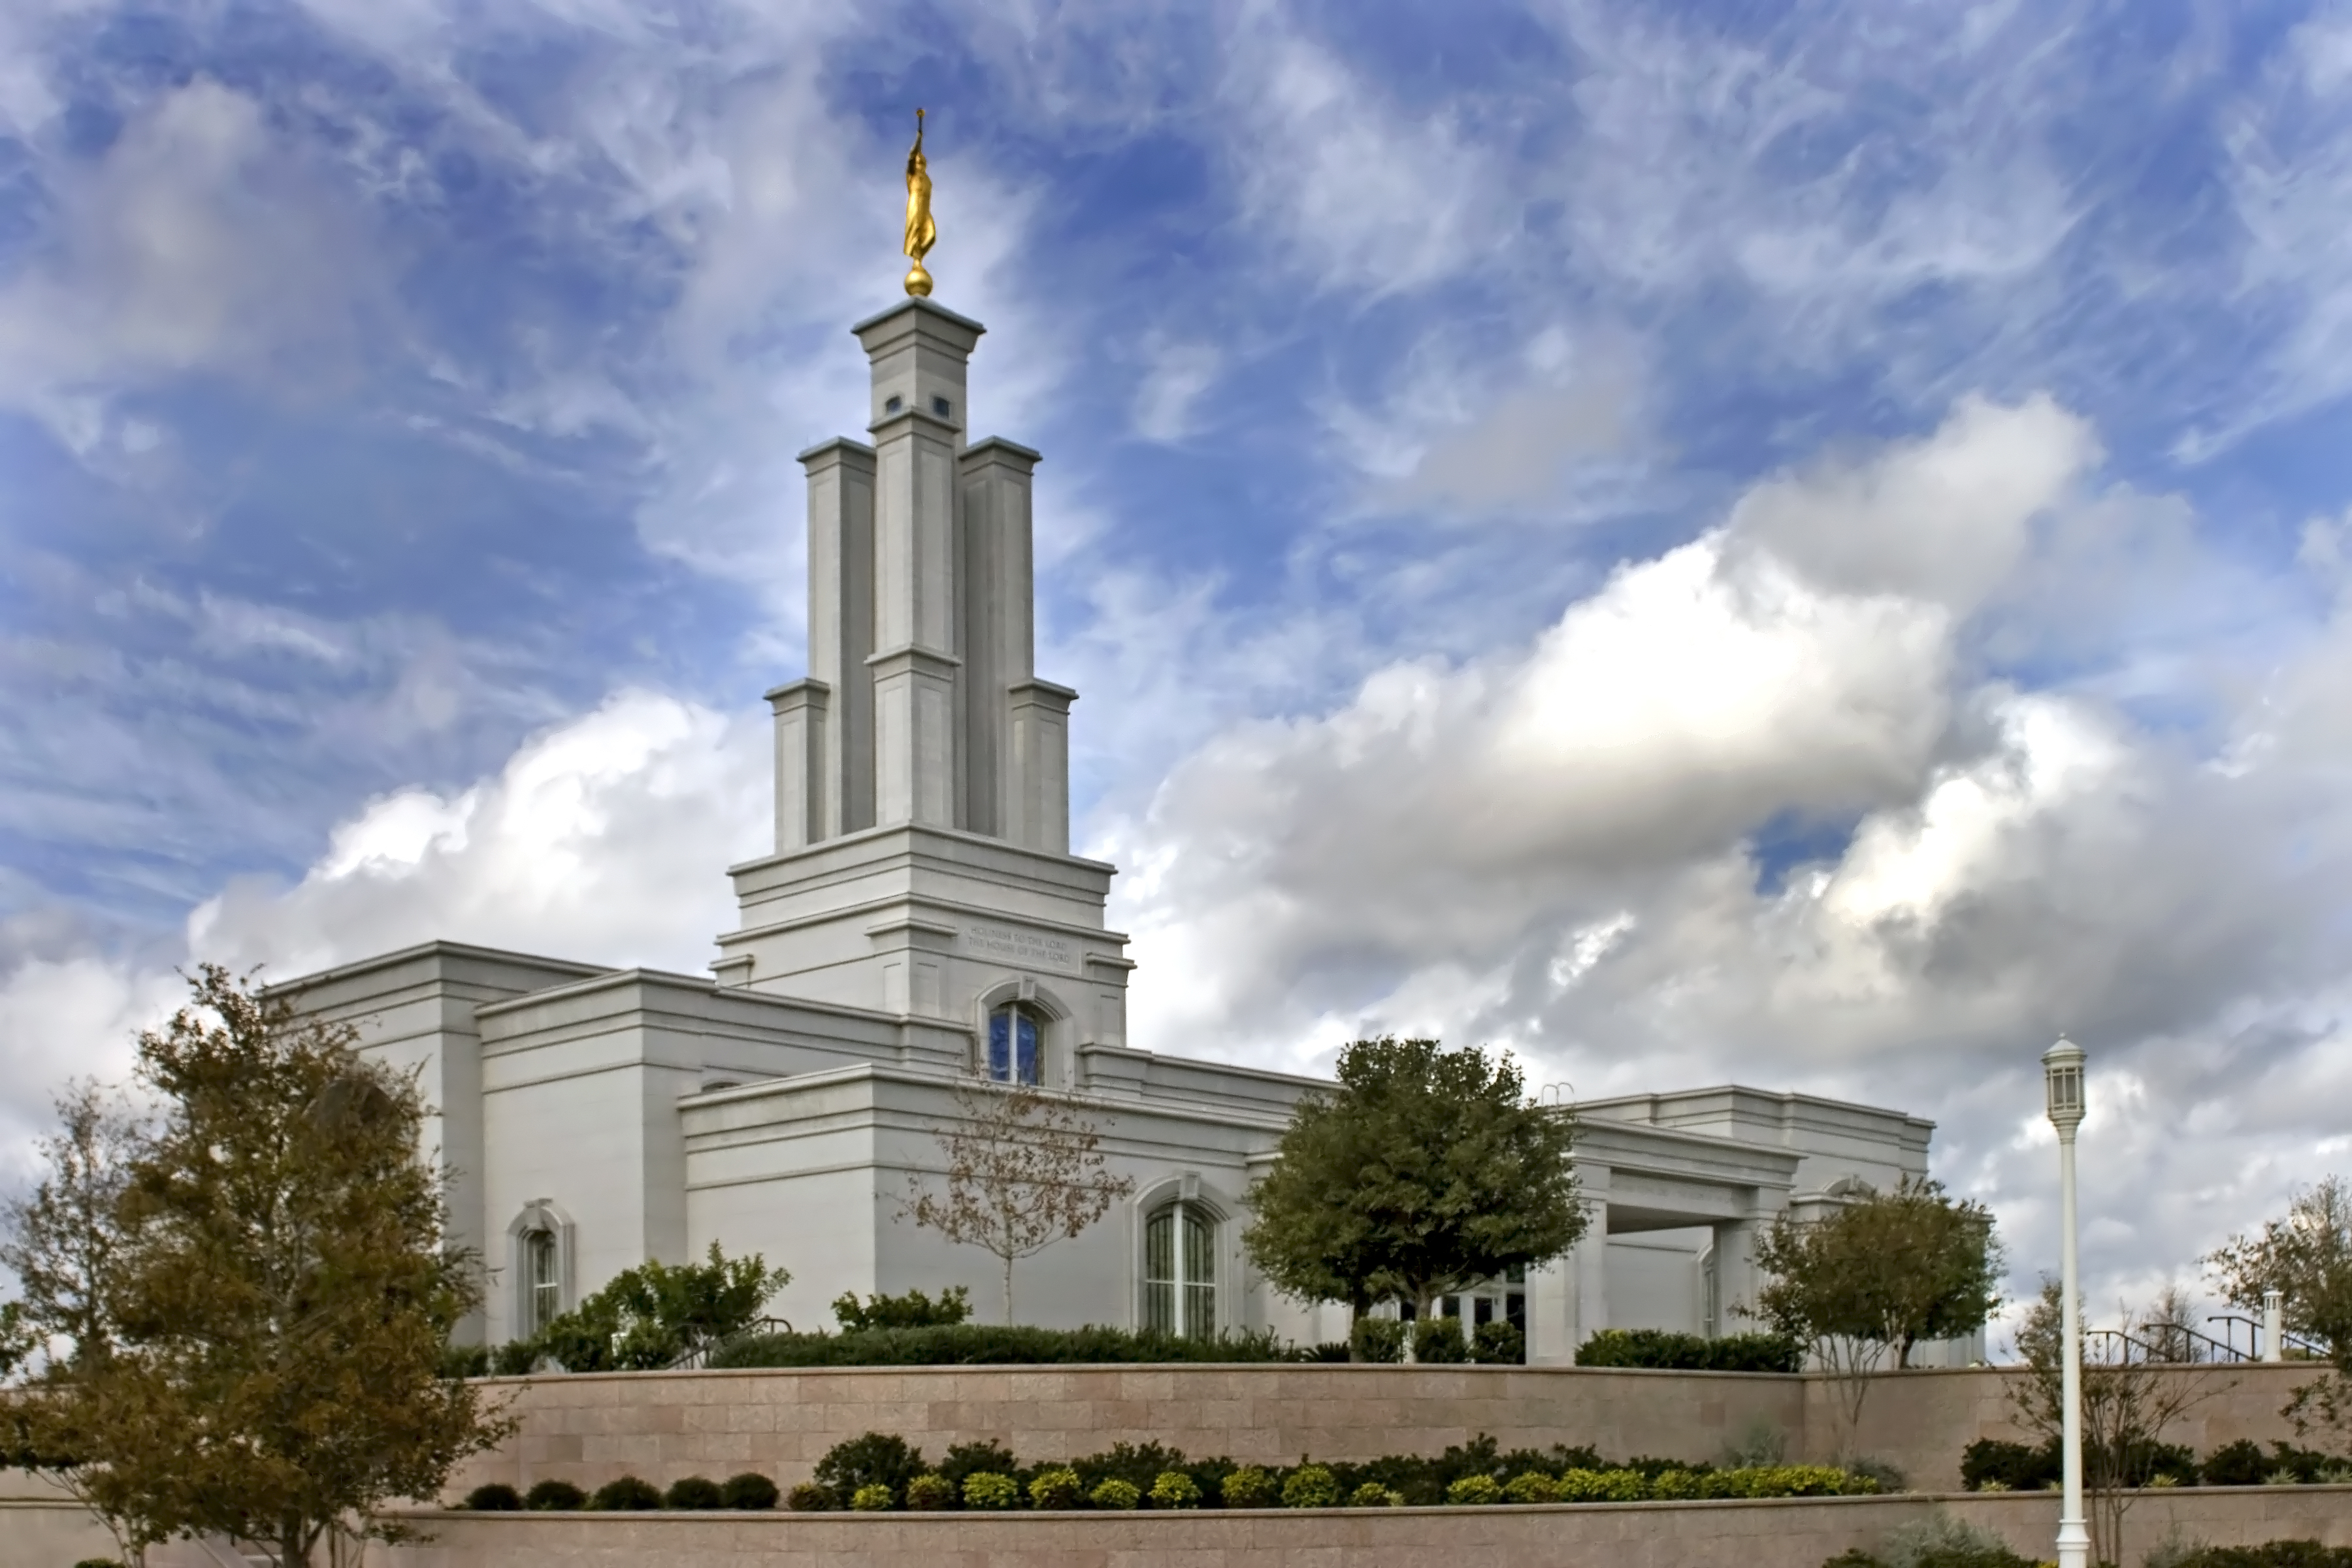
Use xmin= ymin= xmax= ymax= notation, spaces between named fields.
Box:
xmin=2044 ymin=1036 xmax=2089 ymax=1568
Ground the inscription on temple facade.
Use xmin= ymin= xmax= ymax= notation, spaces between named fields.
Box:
xmin=964 ymin=921 xmax=1076 ymax=972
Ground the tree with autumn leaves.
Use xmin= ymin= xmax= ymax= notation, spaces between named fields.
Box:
xmin=1 ymin=967 xmax=512 ymax=1568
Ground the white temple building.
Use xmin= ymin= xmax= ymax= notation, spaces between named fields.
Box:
xmin=282 ymin=293 xmax=1966 ymax=1365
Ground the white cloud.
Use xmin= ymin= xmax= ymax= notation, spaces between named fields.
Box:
xmin=1132 ymin=337 xmax=1224 ymax=443
xmin=1099 ymin=393 xmax=2352 ymax=1305
xmin=188 ymin=689 xmax=765 ymax=978
xmin=1222 ymin=24 xmax=1514 ymax=297
xmin=0 ymin=79 xmax=380 ymax=424
xmin=1726 ymin=394 xmax=2099 ymax=612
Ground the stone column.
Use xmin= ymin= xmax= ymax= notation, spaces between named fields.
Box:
xmin=960 ymin=437 xmax=1040 ymax=838
xmin=1007 ymin=678 xmax=1077 ymax=853
xmin=1525 ymin=1256 xmax=1575 ymax=1366
xmin=798 ymin=438 xmax=875 ymax=840
xmin=855 ymin=299 xmax=984 ymax=832
xmin=1712 ymin=1216 xmax=1761 ymax=1337
xmin=766 ymin=679 xmax=828 ymax=852
xmin=1569 ymin=1164 xmax=1610 ymax=1362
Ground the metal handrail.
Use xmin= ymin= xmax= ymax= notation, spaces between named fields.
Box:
xmin=2085 ymin=1324 xmax=2250 ymax=1365
xmin=2208 ymin=1312 xmax=2336 ymax=1362
xmin=667 ymin=1315 xmax=795 ymax=1371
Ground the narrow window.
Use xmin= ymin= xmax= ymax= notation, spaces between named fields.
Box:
xmin=525 ymin=1229 xmax=561 ymax=1333
xmin=986 ymin=1002 xmax=1043 ymax=1085
xmin=1143 ymin=1202 xmax=1216 ymax=1339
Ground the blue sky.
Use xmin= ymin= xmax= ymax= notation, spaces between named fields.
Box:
xmin=7 ymin=0 xmax=2352 ymax=1323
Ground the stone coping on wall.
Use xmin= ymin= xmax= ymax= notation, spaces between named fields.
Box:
xmin=100 ymin=1484 xmax=2351 ymax=1568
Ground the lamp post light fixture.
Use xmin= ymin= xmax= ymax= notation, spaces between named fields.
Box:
xmin=2043 ymin=1036 xmax=2090 ymax=1568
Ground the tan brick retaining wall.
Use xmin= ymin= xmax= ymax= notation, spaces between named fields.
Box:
xmin=83 ymin=1485 xmax=2340 ymax=1568
xmin=446 ymin=1360 xmax=2317 ymax=1499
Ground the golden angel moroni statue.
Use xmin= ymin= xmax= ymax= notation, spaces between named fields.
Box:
xmin=904 ymin=108 xmax=936 ymax=297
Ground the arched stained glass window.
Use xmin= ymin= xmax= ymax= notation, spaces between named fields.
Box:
xmin=1143 ymin=1202 xmax=1216 ymax=1339
xmin=987 ymin=1003 xmax=1043 ymax=1085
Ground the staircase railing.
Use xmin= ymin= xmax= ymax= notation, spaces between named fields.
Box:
xmin=666 ymin=1316 xmax=794 ymax=1371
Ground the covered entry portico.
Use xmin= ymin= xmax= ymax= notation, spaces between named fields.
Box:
xmin=1518 ymin=1087 xmax=1938 ymax=1366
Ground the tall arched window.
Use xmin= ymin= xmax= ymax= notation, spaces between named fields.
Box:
xmin=1143 ymin=1202 xmax=1216 ymax=1338
xmin=987 ymin=1002 xmax=1045 ymax=1085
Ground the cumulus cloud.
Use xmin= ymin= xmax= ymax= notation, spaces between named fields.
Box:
xmin=1100 ymin=393 xmax=2352 ymax=1306
xmin=188 ymin=691 xmax=765 ymax=979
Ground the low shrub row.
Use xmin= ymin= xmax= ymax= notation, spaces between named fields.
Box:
xmin=1346 ymin=1316 xmax=1526 ymax=1365
xmin=708 ymin=1322 xmax=1345 ymax=1369
xmin=459 ymin=1473 xmax=780 ymax=1511
xmin=1959 ymin=1437 xmax=2352 ymax=1492
xmin=781 ymin=1430 xmax=1881 ymax=1511
xmin=1572 ymin=1328 xmax=1806 ymax=1373
xmin=2160 ymin=1547 xmax=2352 ymax=1567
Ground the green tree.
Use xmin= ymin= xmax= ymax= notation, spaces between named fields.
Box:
xmin=0 ymin=1082 xmax=159 ymax=1565
xmin=528 ymin=1243 xmax=789 ymax=1371
xmin=2208 ymin=1176 xmax=2352 ymax=1455
xmin=2 ymin=966 xmax=515 ymax=1568
xmin=2206 ymin=1175 xmax=2352 ymax=1362
xmin=1751 ymin=1175 xmax=2002 ymax=1444
xmin=1241 ymin=1036 xmax=1583 ymax=1356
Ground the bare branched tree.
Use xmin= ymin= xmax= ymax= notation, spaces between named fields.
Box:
xmin=2010 ymin=1279 xmax=2221 ymax=1568
xmin=902 ymin=1077 xmax=1135 ymax=1324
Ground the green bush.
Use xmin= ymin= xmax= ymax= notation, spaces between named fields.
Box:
xmin=1445 ymin=1474 xmax=1503 ymax=1505
xmin=531 ymin=1243 xmax=789 ymax=1371
xmin=1150 ymin=1471 xmax=1201 ymax=1509
xmin=2202 ymin=1439 xmax=2271 ymax=1487
xmin=491 ymin=1340 xmax=540 ymax=1377
xmin=663 ymin=1476 xmax=724 ymax=1509
xmin=1090 ymin=1477 xmax=1141 ymax=1509
xmin=461 ymin=1482 xmax=522 ymax=1510
xmin=1350 ymin=1317 xmax=1407 ymax=1364
xmin=589 ymin=1476 xmax=663 ymax=1511
xmin=712 ymin=1321 xmax=1313 ymax=1369
xmin=832 ymin=1286 xmax=973 ymax=1331
xmin=1220 ymin=1465 xmax=1277 ymax=1507
xmin=849 ymin=1483 xmax=893 ymax=1511
xmin=1282 ymin=1464 xmax=1340 ymax=1508
xmin=1502 ymin=1471 xmax=1559 ymax=1503
xmin=1412 ymin=1318 xmax=1471 ymax=1364
xmin=72 ymin=1560 xmax=123 ymax=1568
xmin=1348 ymin=1481 xmax=1403 ymax=1507
xmin=1471 ymin=1321 xmax=1526 ymax=1365
xmin=1029 ymin=1467 xmax=1083 ymax=1509
xmin=936 ymin=1439 xmax=1020 ymax=1490
xmin=1573 ymin=1328 xmax=1805 ymax=1373
xmin=962 ymin=1471 xmax=1019 ymax=1510
xmin=720 ymin=1472 xmax=779 ymax=1510
xmin=524 ymin=1479 xmax=586 ymax=1511
xmin=1556 ymin=1467 xmax=1649 ymax=1502
xmin=1847 ymin=1508 xmax=2034 ymax=1567
xmin=2168 ymin=1546 xmax=2352 ymax=1567
xmin=786 ymin=1482 xmax=834 ymax=1511
xmin=440 ymin=1343 xmax=492 ymax=1379
xmin=1647 ymin=1468 xmax=1703 ymax=1500
xmin=815 ymin=1432 xmax=928 ymax=1500
xmin=905 ymin=1473 xmax=957 ymax=1510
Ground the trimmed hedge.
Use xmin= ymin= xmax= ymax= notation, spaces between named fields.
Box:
xmin=784 ymin=1429 xmax=1880 ymax=1511
xmin=2168 ymin=1548 xmax=2352 ymax=1567
xmin=709 ymin=1322 xmax=1329 ymax=1368
xmin=1572 ymin=1328 xmax=1805 ymax=1373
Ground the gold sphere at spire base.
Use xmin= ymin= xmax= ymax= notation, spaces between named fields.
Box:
xmin=904 ymin=261 xmax=933 ymax=299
